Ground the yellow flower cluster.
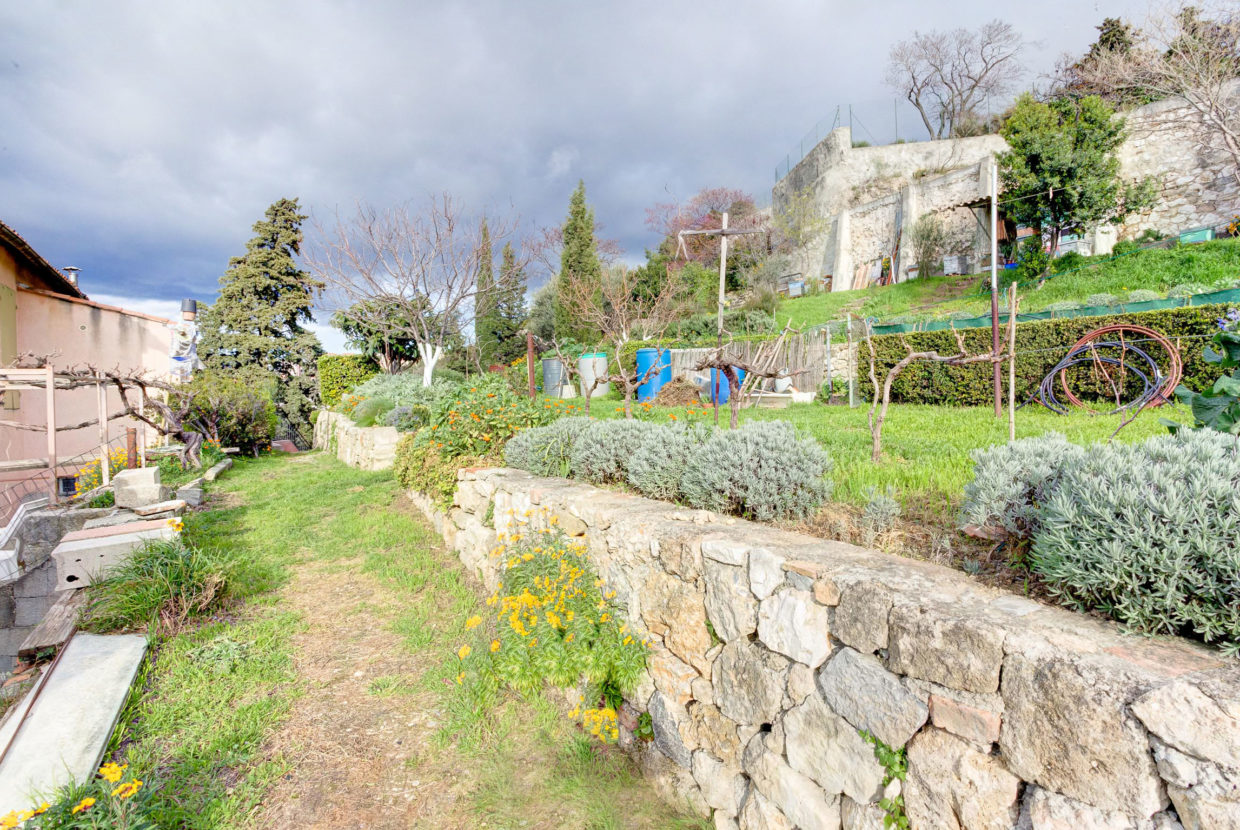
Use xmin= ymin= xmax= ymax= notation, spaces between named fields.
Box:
xmin=166 ymin=517 xmax=185 ymax=533
xmin=0 ymin=803 xmax=48 ymax=829
xmin=75 ymin=447 xmax=129 ymax=493
xmin=579 ymin=706 xmax=620 ymax=743
xmin=99 ymin=762 xmax=127 ymax=783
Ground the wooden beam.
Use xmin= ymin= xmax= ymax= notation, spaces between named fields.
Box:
xmin=18 ymin=590 xmax=85 ymax=661
xmin=45 ymin=364 xmax=57 ymax=506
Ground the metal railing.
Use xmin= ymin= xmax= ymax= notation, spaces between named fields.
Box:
xmin=0 ymin=435 xmax=129 ymax=527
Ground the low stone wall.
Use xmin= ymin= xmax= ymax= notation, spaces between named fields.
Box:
xmin=415 ymin=467 xmax=1239 ymax=830
xmin=312 ymin=411 xmax=400 ymax=472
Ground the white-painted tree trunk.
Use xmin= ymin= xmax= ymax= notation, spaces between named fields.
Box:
xmin=418 ymin=342 xmax=444 ymax=387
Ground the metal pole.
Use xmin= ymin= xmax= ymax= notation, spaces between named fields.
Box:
xmin=45 ymin=364 xmax=57 ymax=505
xmin=714 ymin=212 xmax=729 ymax=427
xmin=991 ymin=160 xmax=1001 ymax=416
xmin=127 ymin=428 xmax=137 ymax=469
xmin=526 ymin=332 xmax=536 ymax=399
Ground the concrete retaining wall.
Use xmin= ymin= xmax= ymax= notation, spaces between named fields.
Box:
xmin=312 ymin=411 xmax=400 ymax=472
xmin=417 ymin=467 xmax=1239 ymax=830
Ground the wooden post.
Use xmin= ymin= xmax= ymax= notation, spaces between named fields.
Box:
xmin=847 ymin=315 xmax=857 ymax=409
xmin=97 ymin=376 xmax=110 ymax=486
xmin=138 ymin=385 xmax=147 ymax=468
xmin=526 ymin=332 xmax=536 ymax=399
xmin=990 ymin=160 xmax=1002 ymax=416
xmin=713 ymin=212 xmax=729 ymax=427
xmin=126 ymin=428 xmax=138 ymax=469
xmin=825 ymin=324 xmax=833 ymax=401
xmin=1009 ymin=286 xmax=1018 ymax=442
xmin=45 ymin=364 xmax=57 ymax=505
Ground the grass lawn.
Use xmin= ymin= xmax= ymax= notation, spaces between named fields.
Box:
xmin=778 ymin=237 xmax=1240 ymax=329
xmin=747 ymin=402 xmax=1170 ymax=511
xmin=105 ymin=453 xmax=702 ymax=829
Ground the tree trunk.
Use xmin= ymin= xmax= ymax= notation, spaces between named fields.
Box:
xmin=418 ymin=343 xmax=443 ymax=387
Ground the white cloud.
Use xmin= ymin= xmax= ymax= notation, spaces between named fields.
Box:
xmin=546 ymin=146 xmax=580 ymax=179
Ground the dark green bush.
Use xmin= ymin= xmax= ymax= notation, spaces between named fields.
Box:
xmin=869 ymin=304 xmax=1231 ymax=405
xmin=393 ymin=432 xmax=479 ymax=509
xmin=317 ymin=354 xmax=379 ymax=407
xmin=1052 ymin=251 xmax=1087 ymax=273
xmin=1032 ymin=430 xmax=1240 ymax=655
xmin=186 ymin=370 xmax=278 ymax=455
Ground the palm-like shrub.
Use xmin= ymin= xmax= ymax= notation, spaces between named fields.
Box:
xmin=1032 ymin=430 xmax=1240 ymax=655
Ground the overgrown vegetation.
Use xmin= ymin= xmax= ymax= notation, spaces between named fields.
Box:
xmin=3 ymin=762 xmax=156 ymax=829
xmin=316 ymin=353 xmax=379 ymax=407
xmin=450 ymin=526 xmax=647 ymax=745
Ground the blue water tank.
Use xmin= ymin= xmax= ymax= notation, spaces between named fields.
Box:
xmin=710 ymin=367 xmax=746 ymax=404
xmin=636 ymin=348 xmax=671 ymax=402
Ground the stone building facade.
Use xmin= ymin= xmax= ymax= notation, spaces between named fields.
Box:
xmin=775 ymin=87 xmax=1239 ymax=292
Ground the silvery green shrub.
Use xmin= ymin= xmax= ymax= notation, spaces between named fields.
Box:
xmin=1086 ymin=293 xmax=1119 ymax=307
xmin=503 ymin=417 xmax=591 ymax=478
xmin=1168 ymin=281 xmax=1211 ymax=298
xmin=627 ymin=423 xmax=715 ymax=501
xmin=1126 ymin=289 xmax=1162 ymax=303
xmin=1032 ymin=430 xmax=1240 ymax=654
xmin=679 ymin=420 xmax=832 ymax=522
xmin=571 ymin=420 xmax=662 ymax=484
xmin=959 ymin=433 xmax=1086 ymax=540
xmin=352 ymin=374 xmax=460 ymax=409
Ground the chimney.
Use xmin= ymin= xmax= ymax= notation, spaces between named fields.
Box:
xmin=62 ymin=266 xmax=80 ymax=287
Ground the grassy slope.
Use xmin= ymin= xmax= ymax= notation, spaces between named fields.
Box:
xmin=778 ymin=237 xmax=1240 ymax=328
xmin=110 ymin=454 xmax=702 ymax=830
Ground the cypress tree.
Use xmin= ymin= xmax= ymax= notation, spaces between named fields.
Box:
xmin=199 ymin=197 xmax=323 ymax=443
xmin=473 ymin=219 xmax=498 ymax=366
xmin=554 ymin=180 xmax=601 ymax=343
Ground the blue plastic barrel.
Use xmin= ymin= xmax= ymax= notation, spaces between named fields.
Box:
xmin=710 ymin=367 xmax=746 ymax=404
xmin=636 ymin=348 xmax=670 ymax=402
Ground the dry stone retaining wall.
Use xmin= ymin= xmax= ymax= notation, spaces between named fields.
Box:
xmin=418 ymin=467 xmax=1239 ymax=830
xmin=312 ymin=410 xmax=400 ymax=471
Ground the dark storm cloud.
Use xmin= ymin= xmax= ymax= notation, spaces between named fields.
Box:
xmin=1 ymin=0 xmax=1147 ymax=318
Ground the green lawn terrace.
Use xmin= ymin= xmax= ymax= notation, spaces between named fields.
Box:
xmin=777 ymin=236 xmax=1240 ymax=329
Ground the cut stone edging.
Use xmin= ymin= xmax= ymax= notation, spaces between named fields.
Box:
xmin=409 ymin=466 xmax=1240 ymax=830
xmin=312 ymin=410 xmax=399 ymax=471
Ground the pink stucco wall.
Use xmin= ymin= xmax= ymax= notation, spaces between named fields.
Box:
xmin=2 ymin=288 xmax=171 ymax=467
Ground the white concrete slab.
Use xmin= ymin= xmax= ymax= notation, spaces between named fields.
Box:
xmin=52 ymin=527 xmax=175 ymax=590
xmin=0 ymin=633 xmax=147 ymax=807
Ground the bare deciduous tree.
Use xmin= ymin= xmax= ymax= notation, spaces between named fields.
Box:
xmin=1073 ymin=4 xmax=1240 ymax=188
xmin=885 ymin=20 xmax=1026 ymax=139
xmin=307 ymin=195 xmax=518 ymax=387
xmin=557 ymin=265 xmax=684 ymax=418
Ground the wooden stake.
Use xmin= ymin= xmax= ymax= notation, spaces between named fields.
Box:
xmin=45 ymin=364 xmax=57 ymax=505
xmin=1009 ymin=286 xmax=1018 ymax=442
xmin=97 ymin=376 xmax=110 ymax=486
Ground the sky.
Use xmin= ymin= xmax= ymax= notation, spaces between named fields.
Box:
xmin=1 ymin=0 xmax=1151 ymax=353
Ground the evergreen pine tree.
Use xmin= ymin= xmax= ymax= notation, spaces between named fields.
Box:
xmin=473 ymin=219 xmax=499 ymax=366
xmin=199 ymin=197 xmax=323 ymax=444
xmin=554 ymin=180 xmax=601 ymax=343
xmin=494 ymin=241 xmax=528 ymax=364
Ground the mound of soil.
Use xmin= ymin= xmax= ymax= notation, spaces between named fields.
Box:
xmin=655 ymin=377 xmax=703 ymax=407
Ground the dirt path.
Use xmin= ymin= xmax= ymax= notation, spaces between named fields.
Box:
xmin=253 ymin=557 xmax=473 ymax=829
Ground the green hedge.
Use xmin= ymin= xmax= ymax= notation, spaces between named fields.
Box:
xmin=317 ymin=354 xmax=379 ymax=407
xmin=870 ymin=304 xmax=1233 ymax=406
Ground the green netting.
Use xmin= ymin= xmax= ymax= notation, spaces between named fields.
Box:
xmin=868 ymin=288 xmax=1240 ymax=336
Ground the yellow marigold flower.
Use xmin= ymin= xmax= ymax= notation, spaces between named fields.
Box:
xmin=456 ymin=671 xmax=465 ymax=684
xmin=457 ymin=644 xmax=472 ymax=659
xmin=32 ymin=803 xmax=49 ymax=816
xmin=112 ymin=779 xmax=144 ymax=799
xmin=72 ymin=797 xmax=96 ymax=815
xmin=465 ymin=615 xmax=482 ymax=630
xmin=0 ymin=812 xmax=20 ymax=830
xmin=99 ymin=761 xmax=127 ymax=782
xmin=490 ymin=639 xmax=500 ymax=652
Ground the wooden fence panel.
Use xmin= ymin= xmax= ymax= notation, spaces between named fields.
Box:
xmin=667 ymin=332 xmax=828 ymax=393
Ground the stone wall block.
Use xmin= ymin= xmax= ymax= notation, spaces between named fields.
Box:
xmin=1000 ymin=651 xmax=1167 ymax=817
xmin=712 ymin=639 xmax=789 ymax=727
xmin=688 ymin=701 xmax=745 ymax=767
xmin=887 ymin=603 xmax=1004 ymax=694
xmin=649 ymin=691 xmax=693 ymax=769
xmin=649 ymin=645 xmax=699 ymax=707
xmin=757 ymin=587 xmax=833 ymax=668
xmin=840 ymin=796 xmax=887 ymax=830
xmin=1151 ymin=739 xmax=1240 ymax=830
xmin=1019 ymin=785 xmax=1184 ymax=830
xmin=833 ymin=580 xmax=892 ymax=655
xmin=903 ymin=727 xmax=1020 ymax=830
xmin=692 ymin=750 xmax=747 ymax=817
xmin=745 ymin=745 xmax=842 ymax=830
xmin=738 ymin=788 xmax=795 ymax=830
xmin=1131 ymin=673 xmax=1240 ymax=770
xmin=702 ymin=535 xmax=750 ymax=567
xmin=817 ymin=647 xmax=928 ymax=749
xmin=704 ymin=558 xmax=758 ymax=643
xmin=783 ymin=690 xmax=885 ymax=802
xmin=641 ymin=570 xmax=713 ymax=675
xmin=749 ymin=547 xmax=785 ymax=601
xmin=928 ymin=693 xmax=1002 ymax=748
